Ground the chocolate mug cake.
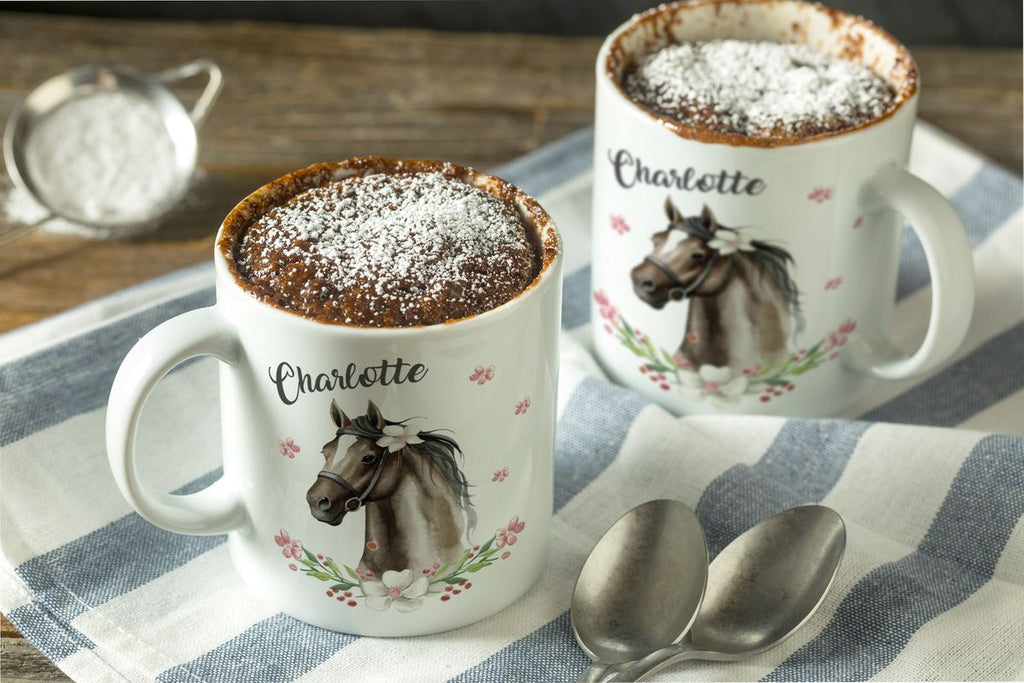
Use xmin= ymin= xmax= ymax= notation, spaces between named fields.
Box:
xmin=219 ymin=158 xmax=551 ymax=327
xmin=623 ymin=39 xmax=899 ymax=140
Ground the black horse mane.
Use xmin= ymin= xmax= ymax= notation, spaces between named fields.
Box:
xmin=675 ymin=214 xmax=804 ymax=331
xmin=340 ymin=414 xmax=477 ymax=536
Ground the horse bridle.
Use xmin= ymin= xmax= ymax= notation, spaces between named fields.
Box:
xmin=316 ymin=429 xmax=404 ymax=513
xmin=643 ymin=222 xmax=734 ymax=300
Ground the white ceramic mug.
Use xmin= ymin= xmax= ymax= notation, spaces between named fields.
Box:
xmin=106 ymin=160 xmax=562 ymax=636
xmin=591 ymin=0 xmax=974 ymax=416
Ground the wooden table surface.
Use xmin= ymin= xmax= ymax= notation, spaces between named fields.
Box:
xmin=0 ymin=10 xmax=1020 ymax=681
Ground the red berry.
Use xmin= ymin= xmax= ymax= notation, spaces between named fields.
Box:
xmin=326 ymin=590 xmax=334 ymax=596
xmin=660 ymin=383 xmax=670 ymax=391
xmin=336 ymin=596 xmax=344 ymax=601
xmin=459 ymin=581 xmax=466 ymax=586
xmin=649 ymin=375 xmax=658 ymax=382
xmin=787 ymin=385 xmax=795 ymax=391
xmin=640 ymin=366 xmax=649 ymax=374
xmin=760 ymin=396 xmax=770 ymax=403
xmin=464 ymin=582 xmax=472 ymax=589
xmin=445 ymin=585 xmax=454 ymax=592
xmin=441 ymin=595 xmax=451 ymax=602
xmin=473 ymin=546 xmax=479 ymax=551
xmin=453 ymin=590 xmax=462 ymax=595
xmin=344 ymin=591 xmax=352 ymax=598
xmin=347 ymin=600 xmax=357 ymax=607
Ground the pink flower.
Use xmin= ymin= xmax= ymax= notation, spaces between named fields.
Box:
xmin=492 ymin=467 xmax=509 ymax=483
xmin=592 ymin=290 xmax=620 ymax=325
xmin=277 ymin=438 xmax=301 ymax=459
xmin=609 ymin=213 xmax=631 ymax=235
xmin=515 ymin=397 xmax=531 ymax=416
xmin=808 ymin=187 xmax=833 ymax=203
xmin=852 ymin=216 xmax=863 ymax=229
xmin=826 ymin=320 xmax=858 ymax=350
xmin=496 ymin=516 xmax=526 ymax=548
xmin=469 ymin=365 xmax=495 ymax=385
xmin=275 ymin=529 xmax=303 ymax=560
xmin=824 ymin=276 xmax=843 ymax=291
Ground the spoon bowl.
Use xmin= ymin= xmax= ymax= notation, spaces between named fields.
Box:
xmin=571 ymin=499 xmax=708 ymax=679
xmin=602 ymin=505 xmax=846 ymax=681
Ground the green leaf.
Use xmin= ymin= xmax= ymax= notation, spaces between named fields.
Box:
xmin=476 ymin=537 xmax=494 ymax=556
xmin=298 ymin=558 xmax=319 ymax=569
xmin=306 ymin=571 xmax=333 ymax=582
xmin=437 ymin=576 xmax=466 ymax=585
xmin=343 ymin=564 xmax=361 ymax=582
xmin=324 ymin=557 xmax=342 ymax=574
xmin=465 ymin=562 xmax=494 ymax=573
xmin=303 ymin=548 xmax=320 ymax=565
xmin=433 ymin=559 xmax=452 ymax=578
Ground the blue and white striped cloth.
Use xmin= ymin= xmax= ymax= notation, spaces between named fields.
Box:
xmin=1 ymin=122 xmax=1021 ymax=682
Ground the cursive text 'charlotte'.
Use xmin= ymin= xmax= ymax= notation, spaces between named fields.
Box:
xmin=608 ymin=148 xmax=766 ymax=196
xmin=269 ymin=358 xmax=428 ymax=405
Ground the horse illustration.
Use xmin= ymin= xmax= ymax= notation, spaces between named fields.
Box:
xmin=630 ymin=199 xmax=801 ymax=371
xmin=306 ymin=399 xmax=475 ymax=577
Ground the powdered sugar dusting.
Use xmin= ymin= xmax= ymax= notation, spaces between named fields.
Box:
xmin=24 ymin=90 xmax=178 ymax=223
xmin=624 ymin=40 xmax=898 ymax=139
xmin=233 ymin=171 xmax=539 ymax=327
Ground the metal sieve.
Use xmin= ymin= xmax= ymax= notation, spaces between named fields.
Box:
xmin=1 ymin=59 xmax=222 ymax=243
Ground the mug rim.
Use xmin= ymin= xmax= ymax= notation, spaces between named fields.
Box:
xmin=598 ymin=0 xmax=920 ymax=149
xmin=214 ymin=157 xmax=562 ymax=336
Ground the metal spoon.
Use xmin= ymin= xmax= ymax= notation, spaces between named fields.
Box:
xmin=571 ymin=499 xmax=708 ymax=683
xmin=601 ymin=505 xmax=846 ymax=682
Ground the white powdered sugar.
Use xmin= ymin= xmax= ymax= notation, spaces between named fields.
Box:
xmin=234 ymin=171 xmax=538 ymax=326
xmin=624 ymin=40 xmax=897 ymax=138
xmin=24 ymin=90 xmax=178 ymax=223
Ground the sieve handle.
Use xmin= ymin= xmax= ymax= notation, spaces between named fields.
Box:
xmin=0 ymin=214 xmax=52 ymax=246
xmin=156 ymin=59 xmax=223 ymax=129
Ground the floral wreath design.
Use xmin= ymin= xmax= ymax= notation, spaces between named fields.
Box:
xmin=595 ymin=291 xmax=856 ymax=406
xmin=277 ymin=516 xmax=526 ymax=612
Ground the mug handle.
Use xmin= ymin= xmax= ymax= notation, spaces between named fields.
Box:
xmin=848 ymin=164 xmax=974 ymax=380
xmin=155 ymin=59 xmax=224 ymax=129
xmin=106 ymin=306 xmax=246 ymax=535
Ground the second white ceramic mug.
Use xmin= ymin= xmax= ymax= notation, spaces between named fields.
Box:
xmin=591 ymin=0 xmax=974 ymax=416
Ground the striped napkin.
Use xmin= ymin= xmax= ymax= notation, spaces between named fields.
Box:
xmin=1 ymin=122 xmax=1021 ymax=682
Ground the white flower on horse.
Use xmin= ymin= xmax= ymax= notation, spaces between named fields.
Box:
xmin=375 ymin=422 xmax=424 ymax=452
xmin=707 ymin=231 xmax=756 ymax=255
xmin=362 ymin=569 xmax=429 ymax=612
xmin=680 ymin=365 xmax=749 ymax=406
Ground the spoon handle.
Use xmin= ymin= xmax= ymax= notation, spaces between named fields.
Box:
xmin=577 ymin=662 xmax=611 ymax=683
xmin=600 ymin=644 xmax=704 ymax=682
